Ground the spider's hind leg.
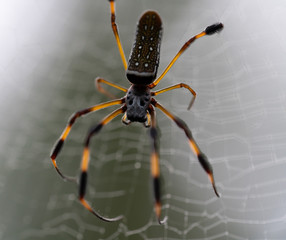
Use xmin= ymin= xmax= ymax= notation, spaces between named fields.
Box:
xmin=109 ymin=0 xmax=127 ymax=70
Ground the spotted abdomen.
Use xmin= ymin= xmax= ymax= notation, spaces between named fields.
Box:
xmin=126 ymin=11 xmax=162 ymax=85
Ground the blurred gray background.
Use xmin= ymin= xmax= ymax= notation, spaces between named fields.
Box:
xmin=1 ymin=0 xmax=286 ymax=239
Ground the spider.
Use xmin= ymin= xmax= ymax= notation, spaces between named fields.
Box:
xmin=50 ymin=0 xmax=223 ymax=224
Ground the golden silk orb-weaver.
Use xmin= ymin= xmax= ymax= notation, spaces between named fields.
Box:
xmin=50 ymin=0 xmax=223 ymax=224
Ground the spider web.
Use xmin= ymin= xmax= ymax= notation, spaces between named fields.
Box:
xmin=1 ymin=0 xmax=286 ymax=239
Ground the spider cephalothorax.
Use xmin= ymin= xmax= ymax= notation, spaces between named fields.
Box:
xmin=125 ymin=85 xmax=151 ymax=123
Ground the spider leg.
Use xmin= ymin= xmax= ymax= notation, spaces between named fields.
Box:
xmin=95 ymin=77 xmax=127 ymax=99
xmin=149 ymin=23 xmax=223 ymax=89
xmin=79 ymin=105 xmax=126 ymax=222
xmin=149 ymin=105 xmax=167 ymax=224
xmin=152 ymin=83 xmax=197 ymax=110
xmin=152 ymin=99 xmax=220 ymax=197
xmin=109 ymin=0 xmax=128 ymax=70
xmin=50 ymin=98 xmax=125 ymax=181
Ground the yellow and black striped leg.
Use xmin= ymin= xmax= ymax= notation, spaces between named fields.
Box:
xmin=152 ymin=99 xmax=220 ymax=197
xmin=109 ymin=0 xmax=128 ymax=70
xmin=95 ymin=77 xmax=127 ymax=99
xmin=149 ymin=106 xmax=167 ymax=224
xmin=152 ymin=83 xmax=197 ymax=110
xmin=149 ymin=23 xmax=223 ymax=89
xmin=50 ymin=98 xmax=125 ymax=181
xmin=79 ymin=106 xmax=126 ymax=222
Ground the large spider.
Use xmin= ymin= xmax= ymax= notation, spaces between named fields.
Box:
xmin=50 ymin=0 xmax=223 ymax=224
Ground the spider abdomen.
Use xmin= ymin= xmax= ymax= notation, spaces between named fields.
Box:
xmin=126 ymin=11 xmax=162 ymax=85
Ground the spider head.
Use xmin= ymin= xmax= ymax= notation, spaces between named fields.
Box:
xmin=125 ymin=85 xmax=151 ymax=123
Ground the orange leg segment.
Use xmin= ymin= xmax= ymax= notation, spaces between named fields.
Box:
xmin=50 ymin=98 xmax=125 ymax=181
xmin=152 ymin=83 xmax=197 ymax=110
xmin=152 ymin=99 xmax=220 ymax=197
xmin=78 ymin=106 xmax=126 ymax=222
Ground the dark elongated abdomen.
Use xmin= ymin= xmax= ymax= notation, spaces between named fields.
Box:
xmin=126 ymin=11 xmax=162 ymax=85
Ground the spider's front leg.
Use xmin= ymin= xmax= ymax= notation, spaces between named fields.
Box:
xmin=50 ymin=98 xmax=125 ymax=181
xmin=78 ymin=105 xmax=126 ymax=222
xmin=149 ymin=105 xmax=167 ymax=224
xmin=152 ymin=98 xmax=220 ymax=197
